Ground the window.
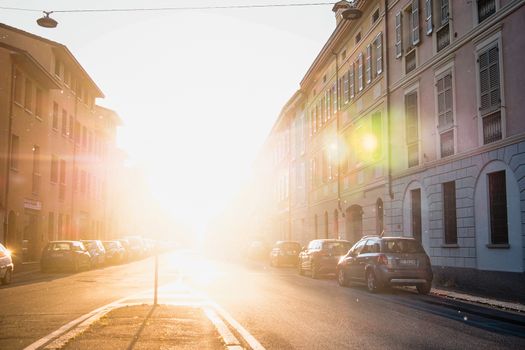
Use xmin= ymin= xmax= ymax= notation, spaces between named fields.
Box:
xmin=366 ymin=44 xmax=372 ymax=84
xmin=372 ymin=9 xmax=380 ymax=24
xmin=82 ymin=126 xmax=87 ymax=147
xmin=405 ymin=92 xmax=419 ymax=167
xmin=357 ymin=54 xmax=364 ymax=92
xmin=75 ymin=122 xmax=81 ymax=144
xmin=48 ymin=212 xmax=55 ymax=240
xmin=395 ymin=11 xmax=403 ymax=58
xmin=436 ymin=0 xmax=450 ymax=51
xmin=24 ymin=78 xmax=32 ymax=111
xmin=81 ymin=170 xmax=86 ymax=193
xmin=35 ymin=88 xmax=43 ymax=118
xmin=443 ymin=181 xmax=457 ymax=244
xmin=478 ymin=0 xmax=496 ymax=23
xmin=440 ymin=130 xmax=454 ymax=158
xmin=332 ymin=84 xmax=337 ymax=115
xmin=437 ymin=73 xmax=453 ymax=127
xmin=478 ymin=43 xmax=501 ymax=144
xmin=14 ymin=69 xmax=23 ymax=104
xmin=376 ymin=198 xmax=384 ymax=235
xmin=52 ymin=102 xmax=59 ymax=130
xmin=488 ymin=171 xmax=508 ymax=244
xmin=349 ymin=65 xmax=355 ymax=99
xmin=355 ymin=32 xmax=361 ymax=44
xmin=50 ymin=155 xmax=58 ymax=183
xmin=58 ymin=214 xmax=63 ymax=239
xmin=411 ymin=0 xmax=420 ymax=46
xmin=32 ymin=145 xmax=41 ymax=195
xmin=69 ymin=115 xmax=74 ymax=138
xmin=343 ymin=72 xmax=349 ymax=103
xmin=405 ymin=50 xmax=416 ymax=73
xmin=425 ymin=0 xmax=433 ymax=35
xmin=375 ymin=33 xmax=383 ymax=75
xmin=61 ymin=109 xmax=68 ymax=136
xmin=10 ymin=134 xmax=19 ymax=170
xmin=59 ymin=160 xmax=66 ymax=200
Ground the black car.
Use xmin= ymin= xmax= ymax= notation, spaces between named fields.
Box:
xmin=41 ymin=241 xmax=91 ymax=272
xmin=336 ymin=236 xmax=433 ymax=294
xmin=269 ymin=241 xmax=301 ymax=267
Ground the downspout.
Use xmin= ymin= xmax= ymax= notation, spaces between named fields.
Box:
xmin=70 ymin=87 xmax=78 ymax=240
xmin=333 ymin=51 xmax=343 ymax=239
xmin=3 ymin=62 xmax=15 ymax=247
xmin=384 ymin=1 xmax=394 ymax=200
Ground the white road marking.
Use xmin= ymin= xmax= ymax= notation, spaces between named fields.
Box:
xmin=204 ymin=307 xmax=240 ymax=346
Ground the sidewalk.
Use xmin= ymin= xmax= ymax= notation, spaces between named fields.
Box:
xmin=58 ymin=304 xmax=232 ymax=350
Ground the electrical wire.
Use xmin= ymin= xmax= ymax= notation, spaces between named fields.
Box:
xmin=0 ymin=2 xmax=335 ymax=14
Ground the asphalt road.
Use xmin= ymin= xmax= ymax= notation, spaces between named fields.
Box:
xmin=1 ymin=250 xmax=524 ymax=349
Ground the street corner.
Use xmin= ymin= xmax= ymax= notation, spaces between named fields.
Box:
xmin=59 ymin=304 xmax=227 ymax=350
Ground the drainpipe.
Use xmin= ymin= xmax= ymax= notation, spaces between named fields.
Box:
xmin=2 ymin=62 xmax=16 ymax=247
xmin=70 ymin=87 xmax=78 ymax=240
xmin=333 ymin=51 xmax=343 ymax=240
xmin=384 ymin=0 xmax=394 ymax=200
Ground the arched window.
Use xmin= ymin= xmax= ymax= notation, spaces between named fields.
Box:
xmin=333 ymin=210 xmax=339 ymax=238
xmin=324 ymin=211 xmax=329 ymax=238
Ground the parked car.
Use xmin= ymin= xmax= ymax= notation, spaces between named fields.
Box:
xmin=0 ymin=243 xmax=14 ymax=285
xmin=298 ymin=239 xmax=353 ymax=279
xmin=269 ymin=241 xmax=301 ymax=267
xmin=41 ymin=241 xmax=91 ymax=272
xmin=118 ymin=238 xmax=132 ymax=261
xmin=102 ymin=240 xmax=125 ymax=264
xmin=246 ymin=240 xmax=269 ymax=261
xmin=81 ymin=240 xmax=106 ymax=268
xmin=336 ymin=236 xmax=433 ymax=294
xmin=125 ymin=236 xmax=146 ymax=260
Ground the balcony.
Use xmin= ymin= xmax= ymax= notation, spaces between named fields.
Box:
xmin=483 ymin=111 xmax=502 ymax=144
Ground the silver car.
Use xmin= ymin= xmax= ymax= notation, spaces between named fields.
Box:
xmin=336 ymin=236 xmax=433 ymax=294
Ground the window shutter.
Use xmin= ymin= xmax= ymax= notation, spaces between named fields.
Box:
xmin=376 ymin=33 xmax=383 ymax=75
xmin=332 ymin=84 xmax=337 ymax=113
xmin=349 ymin=66 xmax=355 ymax=98
xmin=343 ymin=72 xmax=349 ymax=103
xmin=412 ymin=0 xmax=420 ymax=45
xmin=425 ymin=0 xmax=433 ymax=35
xmin=366 ymin=44 xmax=372 ymax=83
xmin=358 ymin=54 xmax=364 ymax=91
xmin=479 ymin=45 xmax=500 ymax=113
xmin=395 ymin=12 xmax=402 ymax=57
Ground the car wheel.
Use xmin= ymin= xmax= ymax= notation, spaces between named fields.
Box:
xmin=417 ymin=282 xmax=432 ymax=295
xmin=337 ymin=269 xmax=348 ymax=287
xmin=366 ymin=270 xmax=380 ymax=293
xmin=311 ymin=262 xmax=319 ymax=279
xmin=1 ymin=268 xmax=12 ymax=285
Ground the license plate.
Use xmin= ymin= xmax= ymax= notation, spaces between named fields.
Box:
xmin=399 ymin=259 xmax=416 ymax=265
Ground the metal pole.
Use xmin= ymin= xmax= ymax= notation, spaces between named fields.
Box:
xmin=153 ymin=252 xmax=158 ymax=305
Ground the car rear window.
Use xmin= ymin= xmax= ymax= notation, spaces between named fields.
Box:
xmin=47 ymin=243 xmax=71 ymax=251
xmin=382 ymin=239 xmax=424 ymax=253
xmin=323 ymin=242 xmax=352 ymax=255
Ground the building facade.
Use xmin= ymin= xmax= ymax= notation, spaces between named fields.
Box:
xmin=252 ymin=0 xmax=525 ymax=292
xmin=0 ymin=23 xmax=121 ymax=263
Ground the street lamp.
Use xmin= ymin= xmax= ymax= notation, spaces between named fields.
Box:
xmin=37 ymin=12 xmax=58 ymax=28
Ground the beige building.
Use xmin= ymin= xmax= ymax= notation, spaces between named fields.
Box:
xmin=251 ymin=0 xmax=525 ymax=293
xmin=0 ymin=23 xmax=121 ymax=263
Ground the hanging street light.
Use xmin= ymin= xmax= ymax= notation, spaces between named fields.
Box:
xmin=37 ymin=12 xmax=58 ymax=28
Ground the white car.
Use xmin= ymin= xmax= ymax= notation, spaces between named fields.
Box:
xmin=0 ymin=243 xmax=14 ymax=285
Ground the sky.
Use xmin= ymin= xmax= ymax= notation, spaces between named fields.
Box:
xmin=1 ymin=0 xmax=336 ymax=236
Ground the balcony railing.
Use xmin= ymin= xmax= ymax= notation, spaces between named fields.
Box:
xmin=405 ymin=50 xmax=416 ymax=74
xmin=483 ymin=111 xmax=502 ymax=144
xmin=436 ymin=23 xmax=450 ymax=52
xmin=440 ymin=130 xmax=454 ymax=158
xmin=407 ymin=143 xmax=419 ymax=168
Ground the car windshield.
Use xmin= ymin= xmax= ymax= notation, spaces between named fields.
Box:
xmin=47 ymin=243 xmax=71 ymax=251
xmin=323 ymin=242 xmax=352 ymax=255
xmin=382 ymin=239 xmax=424 ymax=254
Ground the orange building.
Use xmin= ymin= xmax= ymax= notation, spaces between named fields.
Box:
xmin=0 ymin=23 xmax=121 ymax=263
